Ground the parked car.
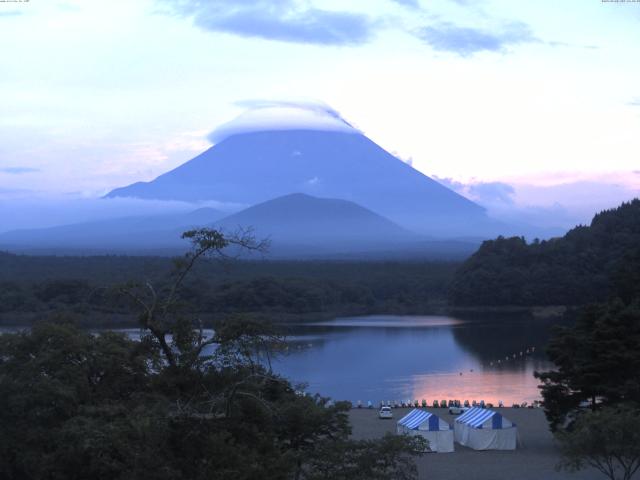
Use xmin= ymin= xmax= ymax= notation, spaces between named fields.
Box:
xmin=448 ymin=405 xmax=469 ymax=415
xmin=379 ymin=406 xmax=393 ymax=419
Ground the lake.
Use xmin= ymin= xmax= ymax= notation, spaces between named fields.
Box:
xmin=272 ymin=314 xmax=559 ymax=406
xmin=0 ymin=314 xmax=559 ymax=406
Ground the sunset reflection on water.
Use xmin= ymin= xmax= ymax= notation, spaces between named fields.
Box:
xmin=407 ymin=364 xmax=547 ymax=405
xmin=275 ymin=314 xmax=560 ymax=405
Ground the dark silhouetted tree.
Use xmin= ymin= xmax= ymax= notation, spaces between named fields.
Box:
xmin=557 ymin=405 xmax=640 ymax=480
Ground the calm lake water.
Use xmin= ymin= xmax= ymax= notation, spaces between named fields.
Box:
xmin=0 ymin=314 xmax=560 ymax=405
xmin=272 ymin=315 xmax=559 ymax=405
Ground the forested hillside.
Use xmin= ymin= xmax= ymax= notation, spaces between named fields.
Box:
xmin=449 ymin=199 xmax=640 ymax=306
xmin=0 ymin=254 xmax=456 ymax=325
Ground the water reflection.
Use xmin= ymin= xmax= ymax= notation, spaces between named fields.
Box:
xmin=274 ymin=315 xmax=562 ymax=405
xmin=305 ymin=315 xmax=464 ymax=328
xmin=0 ymin=315 xmax=560 ymax=405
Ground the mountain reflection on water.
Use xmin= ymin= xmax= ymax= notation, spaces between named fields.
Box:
xmin=274 ymin=315 xmax=561 ymax=405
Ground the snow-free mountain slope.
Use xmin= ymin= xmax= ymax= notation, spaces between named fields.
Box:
xmin=214 ymin=193 xmax=417 ymax=247
xmin=107 ymin=130 xmax=492 ymax=237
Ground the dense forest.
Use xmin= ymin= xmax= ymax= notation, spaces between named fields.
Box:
xmin=449 ymin=199 xmax=640 ymax=306
xmin=0 ymin=230 xmax=424 ymax=479
xmin=0 ymin=253 xmax=457 ymax=326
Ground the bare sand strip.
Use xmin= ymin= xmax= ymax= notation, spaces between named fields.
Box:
xmin=349 ymin=408 xmax=603 ymax=480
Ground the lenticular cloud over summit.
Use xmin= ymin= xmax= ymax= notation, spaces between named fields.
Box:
xmin=208 ymin=100 xmax=359 ymax=144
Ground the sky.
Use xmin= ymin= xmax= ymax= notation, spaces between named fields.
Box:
xmin=1 ymin=0 xmax=639 ymax=232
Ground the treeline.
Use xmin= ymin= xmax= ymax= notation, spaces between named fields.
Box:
xmin=533 ymin=253 xmax=640 ymax=478
xmin=449 ymin=199 xmax=640 ymax=306
xmin=0 ymin=255 xmax=457 ymax=324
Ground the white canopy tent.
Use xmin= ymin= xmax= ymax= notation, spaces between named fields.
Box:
xmin=454 ymin=407 xmax=517 ymax=450
xmin=396 ymin=409 xmax=454 ymax=453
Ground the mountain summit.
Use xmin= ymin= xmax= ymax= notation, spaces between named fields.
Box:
xmin=215 ymin=192 xmax=416 ymax=248
xmin=108 ymin=129 xmax=495 ymax=236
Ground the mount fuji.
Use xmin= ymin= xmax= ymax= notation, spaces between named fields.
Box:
xmin=106 ymin=103 xmax=503 ymax=238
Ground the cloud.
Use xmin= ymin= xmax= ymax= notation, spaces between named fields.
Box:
xmin=392 ymin=150 xmax=414 ymax=166
xmin=629 ymin=98 xmax=640 ymax=107
xmin=162 ymin=0 xmax=374 ymax=46
xmin=435 ymin=175 xmax=640 ymax=233
xmin=546 ymin=40 xmax=599 ymax=50
xmin=434 ymin=176 xmax=464 ymax=191
xmin=467 ymin=181 xmax=515 ymax=205
xmin=161 ymin=0 xmax=548 ymax=54
xmin=416 ymin=21 xmax=537 ymax=56
xmin=434 ymin=177 xmax=515 ymax=205
xmin=208 ymin=100 xmax=359 ymax=143
xmin=0 ymin=167 xmax=40 ymax=174
xmin=390 ymin=0 xmax=420 ymax=9
xmin=0 ymin=187 xmax=32 ymax=196
xmin=0 ymin=196 xmax=240 ymax=234
xmin=234 ymin=99 xmax=355 ymax=127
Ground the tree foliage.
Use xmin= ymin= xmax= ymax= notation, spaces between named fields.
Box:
xmin=0 ymin=253 xmax=456 ymax=325
xmin=535 ymin=300 xmax=640 ymax=431
xmin=557 ymin=405 xmax=640 ymax=480
xmin=449 ymin=199 xmax=640 ymax=306
xmin=302 ymin=434 xmax=425 ymax=480
xmin=0 ymin=228 xmax=423 ymax=479
xmin=531 ymin=204 xmax=640 ymax=477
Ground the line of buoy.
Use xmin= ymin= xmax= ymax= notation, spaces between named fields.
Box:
xmin=353 ymin=399 xmax=542 ymax=409
xmin=488 ymin=346 xmax=536 ymax=367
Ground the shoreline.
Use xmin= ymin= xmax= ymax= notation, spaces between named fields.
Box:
xmin=349 ymin=407 xmax=601 ymax=480
xmin=0 ymin=304 xmax=573 ymax=328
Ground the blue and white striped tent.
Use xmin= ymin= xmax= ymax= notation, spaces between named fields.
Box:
xmin=454 ymin=407 xmax=517 ymax=450
xmin=396 ymin=409 xmax=454 ymax=453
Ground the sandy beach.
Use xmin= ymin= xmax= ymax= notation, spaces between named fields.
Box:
xmin=349 ymin=407 xmax=603 ymax=480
